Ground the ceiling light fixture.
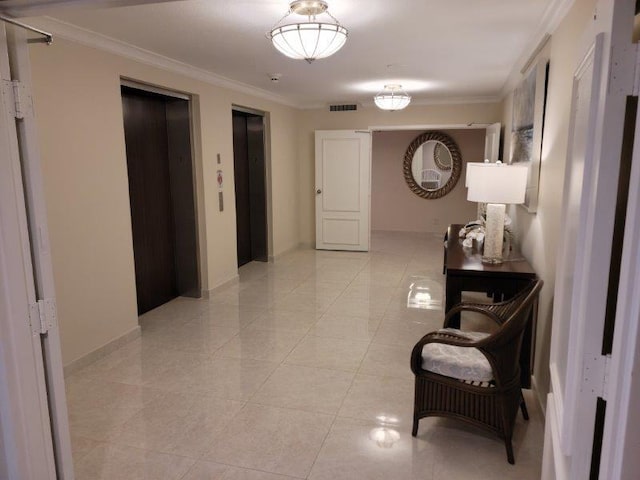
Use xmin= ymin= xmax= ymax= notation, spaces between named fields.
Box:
xmin=268 ymin=0 xmax=348 ymax=63
xmin=374 ymin=84 xmax=411 ymax=111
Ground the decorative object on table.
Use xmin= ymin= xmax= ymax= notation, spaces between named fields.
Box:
xmin=267 ymin=0 xmax=348 ymax=63
xmin=403 ymin=131 xmax=462 ymax=200
xmin=458 ymin=216 xmax=513 ymax=249
xmin=466 ymin=161 xmax=527 ymax=264
xmin=374 ymin=84 xmax=411 ymax=111
xmin=458 ymin=221 xmax=484 ymax=248
xmin=510 ymin=58 xmax=549 ymax=213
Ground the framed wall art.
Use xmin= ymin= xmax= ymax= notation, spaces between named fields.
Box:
xmin=510 ymin=58 xmax=550 ymax=213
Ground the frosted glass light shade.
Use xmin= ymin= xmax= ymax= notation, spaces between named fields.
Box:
xmin=269 ymin=22 xmax=348 ymax=62
xmin=466 ymin=163 xmax=528 ymax=204
xmin=374 ymin=88 xmax=411 ymax=111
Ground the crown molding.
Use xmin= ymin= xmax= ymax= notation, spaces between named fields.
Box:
xmin=26 ymin=4 xmax=567 ymax=112
xmin=401 ymin=95 xmax=502 ymax=107
xmin=357 ymin=95 xmax=502 ymax=109
xmin=369 ymin=123 xmax=492 ymax=131
xmin=297 ymin=102 xmax=331 ymax=110
xmin=1 ymin=0 xmax=181 ymax=18
xmin=27 ymin=16 xmax=299 ymax=108
xmin=298 ymin=95 xmax=502 ymax=111
xmin=500 ymin=0 xmax=575 ymax=98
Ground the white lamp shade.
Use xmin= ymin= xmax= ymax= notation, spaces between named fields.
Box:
xmin=466 ymin=163 xmax=528 ymax=204
xmin=269 ymin=23 xmax=347 ymax=62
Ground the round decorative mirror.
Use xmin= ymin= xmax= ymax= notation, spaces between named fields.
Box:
xmin=403 ymin=131 xmax=462 ymax=199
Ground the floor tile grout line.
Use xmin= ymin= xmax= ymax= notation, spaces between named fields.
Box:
xmin=239 ymin=264 xmax=337 ymax=406
xmin=302 ymin=251 xmax=383 ymax=479
xmin=298 ymin=289 xmax=414 ymax=473
xmin=189 ymin=456 xmax=308 ymax=479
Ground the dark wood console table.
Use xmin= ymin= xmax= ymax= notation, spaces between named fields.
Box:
xmin=444 ymin=224 xmax=538 ymax=388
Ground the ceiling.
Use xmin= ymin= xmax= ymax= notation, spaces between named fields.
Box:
xmin=5 ymin=0 xmax=557 ymax=107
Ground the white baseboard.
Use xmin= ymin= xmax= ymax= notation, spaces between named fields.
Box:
xmin=206 ymin=275 xmax=240 ymax=296
xmin=269 ymin=243 xmax=304 ymax=262
xmin=63 ymin=325 xmax=141 ymax=377
xmin=531 ymin=374 xmax=546 ymax=418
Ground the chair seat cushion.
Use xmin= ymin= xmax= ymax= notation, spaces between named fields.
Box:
xmin=421 ymin=328 xmax=493 ymax=382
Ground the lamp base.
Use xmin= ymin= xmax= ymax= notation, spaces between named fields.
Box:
xmin=482 ymin=203 xmax=505 ymax=264
xmin=481 ymin=256 xmax=504 ymax=265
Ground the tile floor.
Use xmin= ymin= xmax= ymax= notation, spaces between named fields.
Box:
xmin=66 ymin=231 xmax=544 ymax=479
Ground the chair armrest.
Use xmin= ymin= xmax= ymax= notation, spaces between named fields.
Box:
xmin=443 ymin=304 xmax=502 ymax=328
xmin=410 ymin=330 xmax=490 ymax=375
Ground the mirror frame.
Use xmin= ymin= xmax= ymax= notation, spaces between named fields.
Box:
xmin=402 ymin=131 xmax=462 ymax=199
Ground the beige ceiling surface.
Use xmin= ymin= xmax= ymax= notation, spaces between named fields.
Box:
xmin=24 ymin=0 xmax=554 ymax=106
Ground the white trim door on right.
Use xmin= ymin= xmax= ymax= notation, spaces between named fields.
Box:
xmin=543 ymin=1 xmax=637 ymax=478
xmin=315 ymin=130 xmax=371 ymax=251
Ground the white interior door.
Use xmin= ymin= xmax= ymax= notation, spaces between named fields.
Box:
xmin=484 ymin=122 xmax=501 ymax=161
xmin=545 ymin=32 xmax=605 ymax=480
xmin=543 ymin=1 xmax=637 ymax=478
xmin=315 ymin=130 xmax=371 ymax=251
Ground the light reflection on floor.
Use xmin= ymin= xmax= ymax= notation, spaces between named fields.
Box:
xmin=406 ymin=276 xmax=444 ymax=310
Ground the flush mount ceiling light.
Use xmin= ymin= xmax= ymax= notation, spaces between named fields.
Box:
xmin=374 ymin=84 xmax=411 ymax=111
xmin=268 ymin=0 xmax=348 ymax=63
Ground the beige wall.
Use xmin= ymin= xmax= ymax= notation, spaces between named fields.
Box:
xmin=501 ymin=0 xmax=597 ymax=407
xmin=29 ymin=39 xmax=299 ymax=365
xmin=371 ymin=129 xmax=484 ymax=233
xmin=297 ymin=103 xmax=502 ymax=244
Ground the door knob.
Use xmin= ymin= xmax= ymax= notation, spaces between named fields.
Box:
xmin=316 ymin=188 xmax=322 ymax=194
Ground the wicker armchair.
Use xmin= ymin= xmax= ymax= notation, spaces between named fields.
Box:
xmin=410 ymin=279 xmax=543 ymax=464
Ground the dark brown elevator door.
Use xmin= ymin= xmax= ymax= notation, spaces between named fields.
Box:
xmin=232 ymin=111 xmax=267 ymax=267
xmin=233 ymin=113 xmax=252 ymax=266
xmin=122 ymin=90 xmax=177 ymax=314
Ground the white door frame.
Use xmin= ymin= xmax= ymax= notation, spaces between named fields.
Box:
xmin=7 ymin=24 xmax=74 ymax=478
xmin=598 ymin=46 xmax=640 ymax=480
xmin=0 ymin=22 xmax=73 ymax=479
xmin=369 ymin=123 xmax=495 ymax=131
xmin=548 ymin=31 xmax=606 ymax=462
xmin=0 ymin=22 xmax=57 ymax=480
xmin=543 ymin=1 xmax=637 ymax=478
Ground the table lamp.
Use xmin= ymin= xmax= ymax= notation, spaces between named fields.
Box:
xmin=466 ymin=161 xmax=528 ymax=264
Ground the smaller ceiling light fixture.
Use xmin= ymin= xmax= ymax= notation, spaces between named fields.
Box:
xmin=374 ymin=84 xmax=411 ymax=111
xmin=268 ymin=0 xmax=348 ymax=63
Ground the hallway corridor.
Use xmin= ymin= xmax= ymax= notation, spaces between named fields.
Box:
xmin=66 ymin=231 xmax=544 ymax=479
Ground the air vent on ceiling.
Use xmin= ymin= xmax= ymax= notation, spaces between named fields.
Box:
xmin=329 ymin=104 xmax=357 ymax=112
